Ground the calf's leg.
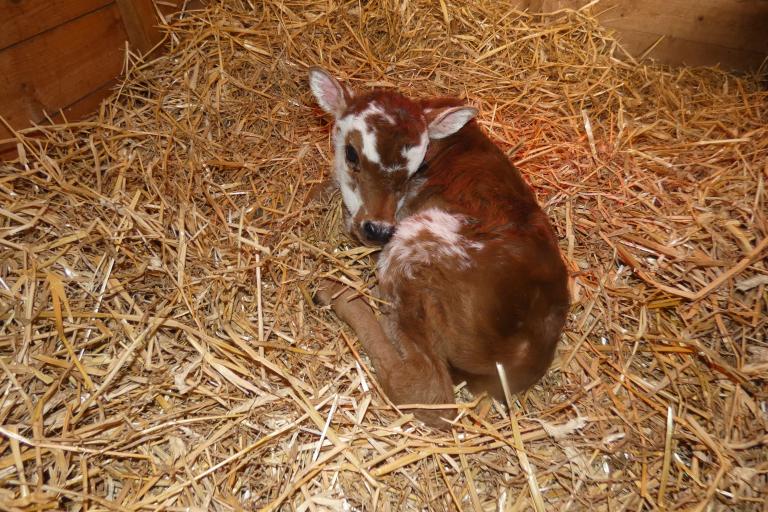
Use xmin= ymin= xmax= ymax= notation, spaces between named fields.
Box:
xmin=316 ymin=281 xmax=456 ymax=428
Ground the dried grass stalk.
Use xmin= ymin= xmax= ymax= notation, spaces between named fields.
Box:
xmin=1 ymin=1 xmax=766 ymax=510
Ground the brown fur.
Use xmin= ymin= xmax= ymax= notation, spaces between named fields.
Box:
xmin=314 ymin=81 xmax=569 ymax=429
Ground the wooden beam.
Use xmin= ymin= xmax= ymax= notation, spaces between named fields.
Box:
xmin=115 ymin=0 xmax=163 ymax=54
xmin=0 ymin=5 xmax=127 ymax=140
xmin=154 ymin=0 xmax=206 ymax=15
xmin=0 ymin=0 xmax=113 ymax=51
xmin=0 ymin=0 xmax=203 ymax=160
xmin=0 ymin=78 xmax=118 ymax=159
xmin=598 ymin=0 xmax=768 ymax=55
xmin=519 ymin=0 xmax=768 ymax=71
xmin=607 ymin=28 xmax=768 ymax=71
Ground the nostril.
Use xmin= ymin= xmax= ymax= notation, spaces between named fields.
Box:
xmin=362 ymin=221 xmax=376 ymax=239
xmin=361 ymin=221 xmax=394 ymax=244
xmin=380 ymin=225 xmax=394 ymax=243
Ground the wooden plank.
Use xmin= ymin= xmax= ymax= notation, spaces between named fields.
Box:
xmin=116 ymin=0 xmax=163 ymax=53
xmin=0 ymin=78 xmax=118 ymax=160
xmin=51 ymin=78 xmax=118 ymax=128
xmin=608 ymin=28 xmax=768 ymax=71
xmin=155 ymin=0 xmax=205 ymax=15
xmin=598 ymin=0 xmax=768 ymax=55
xmin=522 ymin=0 xmax=768 ymax=71
xmin=0 ymin=0 xmax=201 ymax=160
xmin=0 ymin=0 xmax=113 ymax=51
xmin=0 ymin=5 xmax=127 ymax=140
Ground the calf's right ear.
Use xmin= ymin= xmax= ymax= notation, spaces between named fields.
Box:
xmin=426 ymin=106 xmax=478 ymax=139
xmin=309 ymin=67 xmax=349 ymax=118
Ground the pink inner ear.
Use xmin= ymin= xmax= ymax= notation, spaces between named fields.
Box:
xmin=428 ymin=107 xmax=477 ymax=139
xmin=310 ymin=71 xmax=345 ymax=115
xmin=319 ymin=81 xmax=341 ymax=108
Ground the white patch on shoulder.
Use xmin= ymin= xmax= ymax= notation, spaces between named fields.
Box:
xmin=378 ymin=208 xmax=484 ymax=280
xmin=401 ymin=131 xmax=428 ymax=176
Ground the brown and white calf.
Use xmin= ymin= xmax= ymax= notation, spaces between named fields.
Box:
xmin=309 ymin=67 xmax=569 ymax=428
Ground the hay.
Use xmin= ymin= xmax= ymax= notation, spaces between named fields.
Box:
xmin=1 ymin=0 xmax=766 ymax=509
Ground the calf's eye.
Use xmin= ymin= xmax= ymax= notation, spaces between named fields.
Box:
xmin=345 ymin=144 xmax=359 ymax=166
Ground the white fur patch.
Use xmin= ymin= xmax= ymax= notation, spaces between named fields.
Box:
xmin=366 ymin=103 xmax=396 ymax=125
xmin=378 ymin=208 xmax=483 ymax=280
xmin=338 ymin=175 xmax=363 ymax=217
xmin=331 ymin=104 xmax=380 ymax=216
xmin=335 ymin=103 xmax=389 ymax=165
xmin=333 ymin=102 xmax=404 ymax=215
xmin=401 ymin=131 xmax=428 ymax=176
xmin=332 ymin=102 xmax=428 ymax=215
xmin=396 ymin=195 xmax=406 ymax=214
xmin=331 ymin=123 xmax=363 ymax=217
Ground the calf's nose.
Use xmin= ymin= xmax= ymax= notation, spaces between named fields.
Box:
xmin=362 ymin=221 xmax=394 ymax=244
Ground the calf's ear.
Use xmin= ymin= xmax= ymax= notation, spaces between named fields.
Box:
xmin=426 ymin=106 xmax=478 ymax=139
xmin=309 ymin=67 xmax=351 ymax=118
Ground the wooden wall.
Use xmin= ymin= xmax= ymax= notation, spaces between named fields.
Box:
xmin=1 ymin=0 xmax=766 ymax=159
xmin=0 ymin=0 xmax=189 ymax=151
xmin=522 ymin=0 xmax=768 ymax=71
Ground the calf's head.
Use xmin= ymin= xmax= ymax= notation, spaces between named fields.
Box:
xmin=309 ymin=67 xmax=478 ymax=246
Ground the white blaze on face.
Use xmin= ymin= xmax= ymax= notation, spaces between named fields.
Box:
xmin=333 ymin=102 xmax=396 ymax=216
xmin=332 ymin=123 xmax=363 ymax=217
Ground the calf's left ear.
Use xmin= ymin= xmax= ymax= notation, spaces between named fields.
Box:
xmin=309 ymin=67 xmax=349 ymax=118
xmin=426 ymin=106 xmax=478 ymax=139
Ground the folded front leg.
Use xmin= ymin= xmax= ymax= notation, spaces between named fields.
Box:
xmin=316 ymin=280 xmax=456 ymax=428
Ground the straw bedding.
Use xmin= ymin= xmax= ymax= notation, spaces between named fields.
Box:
xmin=1 ymin=1 xmax=766 ymax=510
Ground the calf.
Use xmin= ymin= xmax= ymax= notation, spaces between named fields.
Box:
xmin=309 ymin=67 xmax=569 ymax=428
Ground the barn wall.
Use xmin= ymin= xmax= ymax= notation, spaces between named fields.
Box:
xmin=0 ymin=0 xmax=189 ymax=151
xmin=1 ymin=0 xmax=766 ymax=159
xmin=523 ymin=0 xmax=768 ymax=70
